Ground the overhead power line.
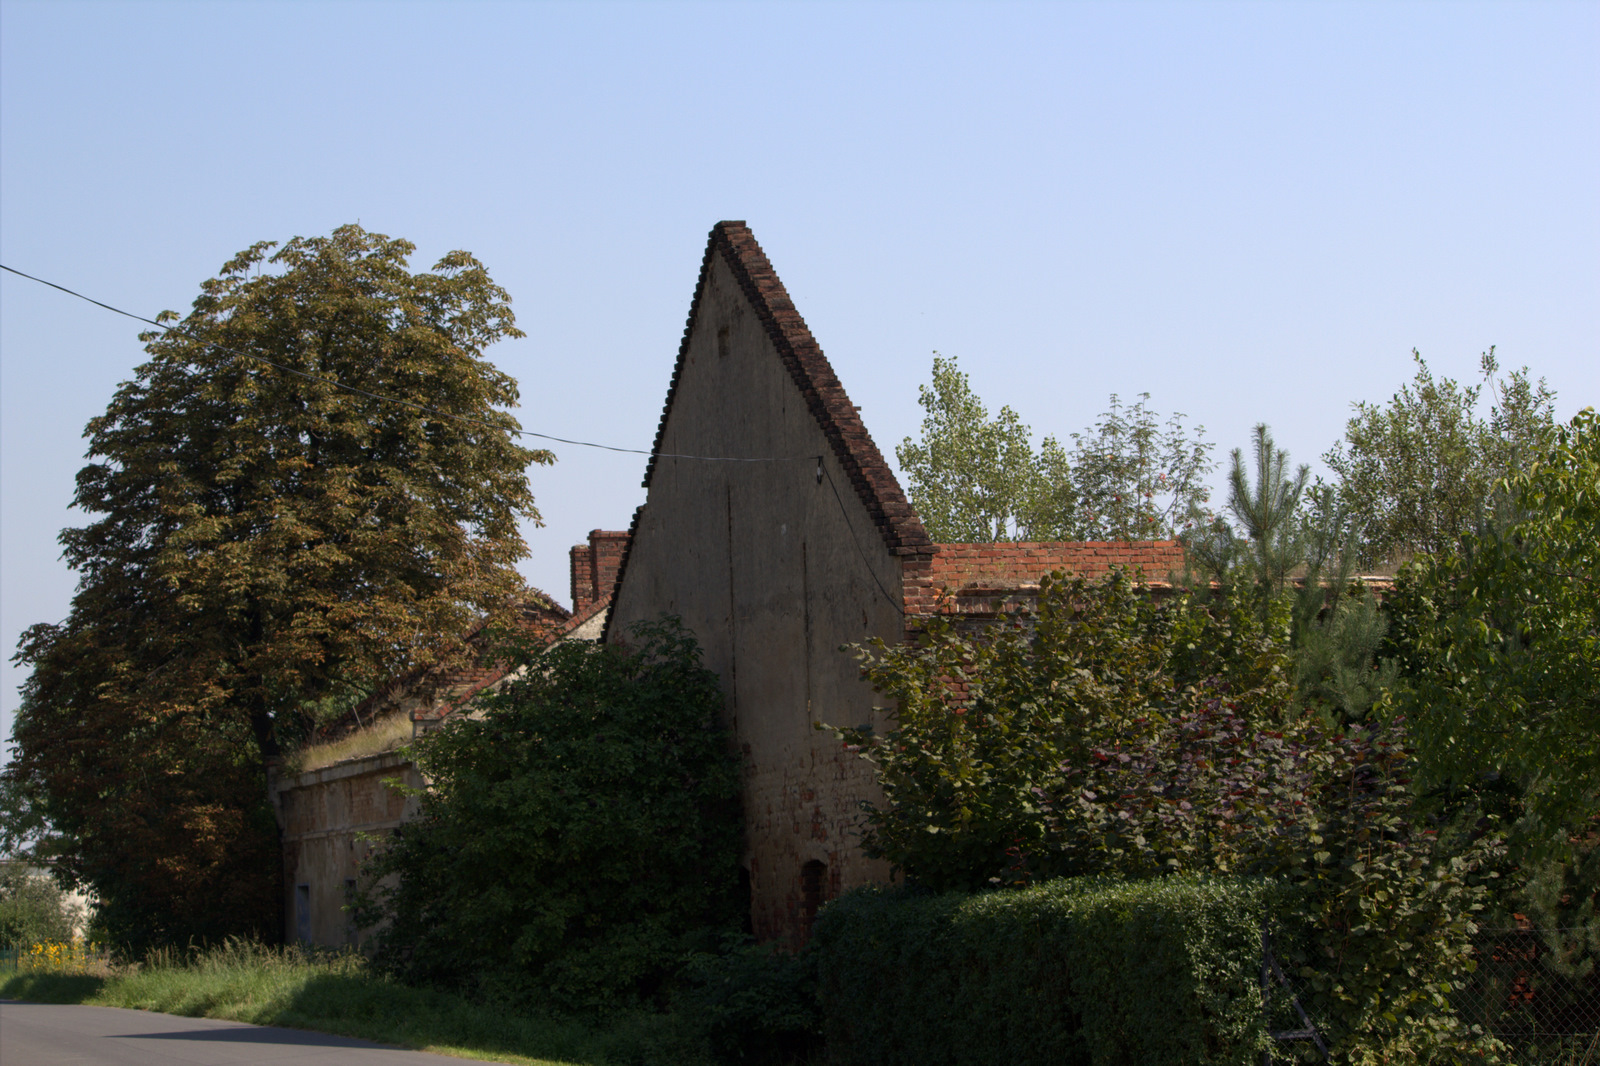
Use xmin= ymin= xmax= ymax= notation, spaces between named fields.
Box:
xmin=0 ymin=263 xmax=813 ymax=464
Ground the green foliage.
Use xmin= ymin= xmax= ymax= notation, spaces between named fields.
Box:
xmin=895 ymin=354 xmax=1213 ymax=542
xmin=1324 ymin=349 xmax=1557 ymax=566
xmin=1063 ymin=391 xmax=1217 ymax=541
xmin=811 ymin=875 xmax=1275 ymax=1066
xmin=833 ymin=572 xmax=1505 ymax=1061
xmin=1388 ymin=408 xmax=1600 ymax=849
xmin=0 ymin=864 xmax=82 ymax=948
xmin=4 ymin=224 xmax=543 ymax=949
xmin=1224 ymin=423 xmax=1311 ymax=589
xmin=895 ymin=352 xmax=1067 ymax=541
xmin=1292 ymin=587 xmax=1399 ymax=724
xmin=677 ymin=936 xmax=821 ymax=1064
xmin=1186 ymin=422 xmax=1339 ymax=597
xmin=1182 ymin=425 xmax=1403 ymax=724
xmin=833 ymin=573 xmax=1292 ymax=891
xmin=360 ymin=618 xmax=744 ymax=1013
xmin=2 ymin=650 xmax=282 ymax=952
xmin=1512 ymin=840 xmax=1600 ymax=951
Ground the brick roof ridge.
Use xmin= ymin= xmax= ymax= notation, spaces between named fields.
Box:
xmin=515 ymin=587 xmax=572 ymax=622
xmin=562 ymin=595 xmax=611 ymax=634
xmin=640 ymin=221 xmax=932 ymax=557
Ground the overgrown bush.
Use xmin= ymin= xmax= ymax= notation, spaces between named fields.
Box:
xmin=1384 ymin=408 xmax=1600 ymax=852
xmin=831 ymin=571 xmax=1506 ymax=1062
xmin=358 ymin=617 xmax=744 ymax=1012
xmin=812 ymin=875 xmax=1274 ymax=1066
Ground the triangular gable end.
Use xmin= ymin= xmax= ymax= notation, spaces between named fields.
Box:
xmin=642 ymin=222 xmax=929 ymax=551
xmin=645 ymin=223 xmax=929 ymax=545
xmin=603 ymin=221 xmax=931 ymax=941
xmin=605 ymin=221 xmax=933 ymax=640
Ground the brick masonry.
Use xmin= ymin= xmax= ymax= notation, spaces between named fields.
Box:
xmin=903 ymin=540 xmax=1187 ymax=632
xmin=570 ymin=544 xmax=594 ymax=614
xmin=571 ymin=530 xmax=629 ymax=615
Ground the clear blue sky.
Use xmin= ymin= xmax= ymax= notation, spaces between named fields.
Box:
xmin=3 ymin=0 xmax=1596 ymax=759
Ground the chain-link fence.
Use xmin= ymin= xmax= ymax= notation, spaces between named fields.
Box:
xmin=1459 ymin=927 xmax=1600 ymax=1065
xmin=1259 ymin=925 xmax=1600 ymax=1065
xmin=1260 ymin=924 xmax=1332 ymax=1066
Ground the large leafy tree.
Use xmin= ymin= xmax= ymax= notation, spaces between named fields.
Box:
xmin=5 ymin=225 xmax=547 ymax=947
xmin=896 ymin=354 xmax=1212 ymax=542
xmin=1324 ymin=349 xmax=1556 ymax=565
xmin=1390 ymin=407 xmax=1599 ymax=848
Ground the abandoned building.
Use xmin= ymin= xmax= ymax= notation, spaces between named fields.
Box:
xmin=604 ymin=221 xmax=1183 ymax=944
xmin=272 ymin=221 xmax=1184 ymax=948
xmin=272 ymin=526 xmax=639 ymax=945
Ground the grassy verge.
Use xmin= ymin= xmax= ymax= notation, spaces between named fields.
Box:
xmin=0 ymin=942 xmax=707 ymax=1066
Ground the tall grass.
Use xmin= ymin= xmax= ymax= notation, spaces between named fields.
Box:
xmin=0 ymin=939 xmax=710 ymax=1066
xmin=290 ymin=711 xmax=413 ymax=773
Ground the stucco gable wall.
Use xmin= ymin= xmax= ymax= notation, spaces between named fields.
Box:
xmin=608 ymin=250 xmax=903 ymax=945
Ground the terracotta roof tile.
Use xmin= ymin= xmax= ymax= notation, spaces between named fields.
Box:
xmin=316 ymin=591 xmax=571 ymax=739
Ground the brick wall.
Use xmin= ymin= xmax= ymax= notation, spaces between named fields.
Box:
xmin=903 ymin=540 xmax=1186 ymax=631
xmin=588 ymin=530 xmax=629 ymax=607
xmin=571 ymin=530 xmax=629 ymax=613
xmin=570 ymin=544 xmax=595 ymax=614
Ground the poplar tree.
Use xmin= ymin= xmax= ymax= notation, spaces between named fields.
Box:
xmin=5 ymin=225 xmax=548 ymax=946
xmin=1325 ymin=349 xmax=1556 ymax=565
xmin=895 ymin=353 xmax=1062 ymax=542
xmin=896 ymin=354 xmax=1212 ymax=543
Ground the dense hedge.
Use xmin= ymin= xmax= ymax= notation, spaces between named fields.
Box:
xmin=812 ymin=875 xmax=1274 ymax=1066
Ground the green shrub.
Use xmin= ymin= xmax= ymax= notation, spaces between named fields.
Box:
xmin=0 ymin=863 xmax=82 ymax=948
xmin=678 ymin=936 xmax=821 ymax=1064
xmin=833 ymin=572 xmax=1506 ymax=1061
xmin=811 ymin=875 xmax=1274 ymax=1066
xmin=357 ymin=617 xmax=744 ymax=1013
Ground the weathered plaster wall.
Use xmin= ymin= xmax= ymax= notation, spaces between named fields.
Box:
xmin=608 ymin=249 xmax=910 ymax=946
xmin=273 ymin=752 xmax=421 ymax=947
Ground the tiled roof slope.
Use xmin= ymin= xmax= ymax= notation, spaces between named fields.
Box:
xmin=315 ymin=592 xmax=571 ymax=739
xmin=904 ymin=541 xmax=1186 ymax=617
xmin=641 ymin=221 xmax=932 ymax=557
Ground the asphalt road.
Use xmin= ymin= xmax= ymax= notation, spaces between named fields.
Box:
xmin=0 ymin=1001 xmax=514 ymax=1065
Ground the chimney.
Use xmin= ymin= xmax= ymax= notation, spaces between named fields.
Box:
xmin=569 ymin=530 xmax=630 ymax=614
xmin=570 ymin=543 xmax=595 ymax=614
xmin=588 ymin=530 xmax=629 ymax=606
